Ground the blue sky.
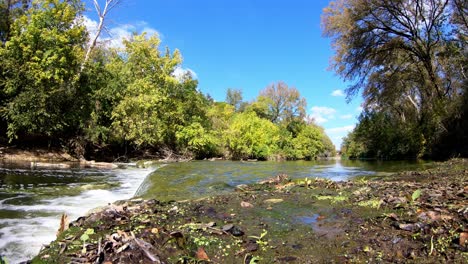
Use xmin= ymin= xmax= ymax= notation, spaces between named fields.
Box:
xmin=83 ymin=0 xmax=363 ymax=149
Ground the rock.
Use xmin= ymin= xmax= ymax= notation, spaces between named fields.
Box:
xmin=397 ymin=222 xmax=425 ymax=232
xmin=241 ymin=201 xmax=254 ymax=208
xmin=387 ymin=213 xmax=399 ymax=221
xmin=81 ymin=160 xmax=118 ymax=169
xmin=222 ymin=223 xmax=244 ymax=236
xmin=31 ymin=162 xmax=71 ymax=169
xmin=228 ymin=226 xmax=244 ymax=237
xmin=222 ymin=224 xmax=234 ymax=232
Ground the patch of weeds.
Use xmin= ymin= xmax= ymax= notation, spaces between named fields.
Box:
xmin=411 ymin=189 xmax=422 ymax=202
xmin=80 ymin=228 xmax=95 ymax=254
xmin=315 ymin=194 xmax=348 ymax=203
xmin=192 ymin=235 xmax=220 ymax=248
xmin=357 ymin=199 xmax=382 ymax=209
xmin=248 ymin=255 xmax=262 ymax=263
xmin=249 ymin=230 xmax=269 ymax=250
xmin=299 ymin=177 xmax=312 ymax=188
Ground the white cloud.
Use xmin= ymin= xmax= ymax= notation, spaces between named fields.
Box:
xmin=356 ymin=106 xmax=364 ymax=112
xmin=82 ymin=16 xmax=160 ymax=49
xmin=340 ymin=114 xmax=353 ymax=119
xmin=173 ymin=66 xmax=198 ymax=81
xmin=82 ymin=16 xmax=98 ymax=36
xmin=325 ymin=125 xmax=356 ymax=149
xmin=309 ymin=106 xmax=337 ymax=124
xmin=325 ymin=125 xmax=355 ymax=134
xmin=331 ymin=89 xmax=345 ymax=97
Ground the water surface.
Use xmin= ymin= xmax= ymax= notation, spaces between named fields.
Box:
xmin=136 ymin=159 xmax=432 ymax=201
xmin=0 ymin=159 xmax=432 ymax=263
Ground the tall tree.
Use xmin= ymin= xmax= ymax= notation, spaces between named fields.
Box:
xmin=225 ymin=88 xmax=243 ymax=111
xmin=322 ymin=0 xmax=467 ymax=156
xmin=111 ymin=33 xmax=209 ymax=152
xmin=259 ymin=81 xmax=306 ymax=124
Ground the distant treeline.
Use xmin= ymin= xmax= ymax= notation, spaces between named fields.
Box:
xmin=0 ymin=0 xmax=335 ymax=161
xmin=323 ymin=0 xmax=467 ymax=160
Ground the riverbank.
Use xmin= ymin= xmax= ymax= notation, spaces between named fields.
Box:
xmin=32 ymin=159 xmax=467 ymax=263
xmin=0 ymin=147 xmax=77 ymax=162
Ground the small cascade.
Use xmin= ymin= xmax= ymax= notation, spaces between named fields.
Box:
xmin=0 ymin=165 xmax=157 ymax=264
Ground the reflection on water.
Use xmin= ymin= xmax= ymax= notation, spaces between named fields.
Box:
xmin=0 ymin=163 xmax=156 ymax=264
xmin=136 ymin=159 xmax=432 ymax=201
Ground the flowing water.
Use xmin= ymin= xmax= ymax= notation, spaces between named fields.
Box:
xmin=0 ymin=162 xmax=157 ymax=263
xmin=0 ymin=159 xmax=432 ymax=263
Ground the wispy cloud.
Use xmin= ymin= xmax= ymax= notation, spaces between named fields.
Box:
xmin=82 ymin=16 xmax=161 ymax=49
xmin=356 ymin=106 xmax=364 ymax=112
xmin=326 ymin=125 xmax=355 ymax=134
xmin=309 ymin=106 xmax=337 ymax=124
xmin=325 ymin=125 xmax=355 ymax=149
xmin=331 ymin=89 xmax=345 ymax=97
xmin=340 ymin=114 xmax=353 ymax=120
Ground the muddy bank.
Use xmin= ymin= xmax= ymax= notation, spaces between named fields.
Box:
xmin=32 ymin=159 xmax=467 ymax=263
xmin=0 ymin=147 xmax=77 ymax=162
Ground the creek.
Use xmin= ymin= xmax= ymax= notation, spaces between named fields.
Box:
xmin=0 ymin=159 xmax=432 ymax=263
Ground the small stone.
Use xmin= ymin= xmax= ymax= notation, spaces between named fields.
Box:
xmin=222 ymin=224 xmax=234 ymax=232
xmin=241 ymin=201 xmax=254 ymax=208
xmin=229 ymin=226 xmax=244 ymax=236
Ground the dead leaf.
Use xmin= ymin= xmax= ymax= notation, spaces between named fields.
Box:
xmin=196 ymin=247 xmax=210 ymax=260
xmin=460 ymin=232 xmax=468 ymax=247
xmin=264 ymin=198 xmax=284 ymax=204
xmin=275 ymin=182 xmax=295 ymax=190
xmin=56 ymin=213 xmax=69 ymax=237
xmin=241 ymin=201 xmax=254 ymax=208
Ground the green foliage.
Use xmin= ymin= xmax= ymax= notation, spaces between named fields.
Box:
xmin=80 ymin=228 xmax=94 ymax=254
xmin=323 ymin=0 xmax=467 ymax=159
xmin=110 ymin=33 xmax=210 ymax=153
xmin=289 ymin=124 xmax=323 ymax=160
xmin=225 ymin=88 xmax=243 ymax=111
xmin=259 ymin=81 xmax=306 ymax=124
xmin=0 ymin=1 xmax=337 ymax=161
xmin=412 ymin=189 xmax=422 ymax=202
xmin=225 ymin=112 xmax=279 ymax=160
xmin=0 ymin=0 xmax=86 ymax=140
xmin=176 ymin=121 xmax=218 ymax=158
xmin=0 ymin=0 xmax=30 ymax=44
xmin=341 ymin=111 xmax=424 ymax=159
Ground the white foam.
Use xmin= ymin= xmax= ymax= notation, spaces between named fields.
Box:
xmin=0 ymin=166 xmax=156 ymax=263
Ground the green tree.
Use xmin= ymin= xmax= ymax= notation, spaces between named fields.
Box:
xmin=225 ymin=88 xmax=243 ymax=111
xmin=259 ymin=81 xmax=306 ymax=124
xmin=0 ymin=0 xmax=87 ymax=141
xmin=322 ymin=0 xmax=467 ymax=158
xmin=290 ymin=124 xmax=324 ymax=160
xmin=224 ymin=111 xmax=279 ymax=160
xmin=342 ymin=111 xmax=424 ymax=159
xmin=0 ymin=0 xmax=30 ymax=44
xmin=110 ymin=33 xmax=210 ymax=154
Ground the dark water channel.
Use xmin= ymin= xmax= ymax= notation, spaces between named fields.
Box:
xmin=0 ymin=159 xmax=432 ymax=263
